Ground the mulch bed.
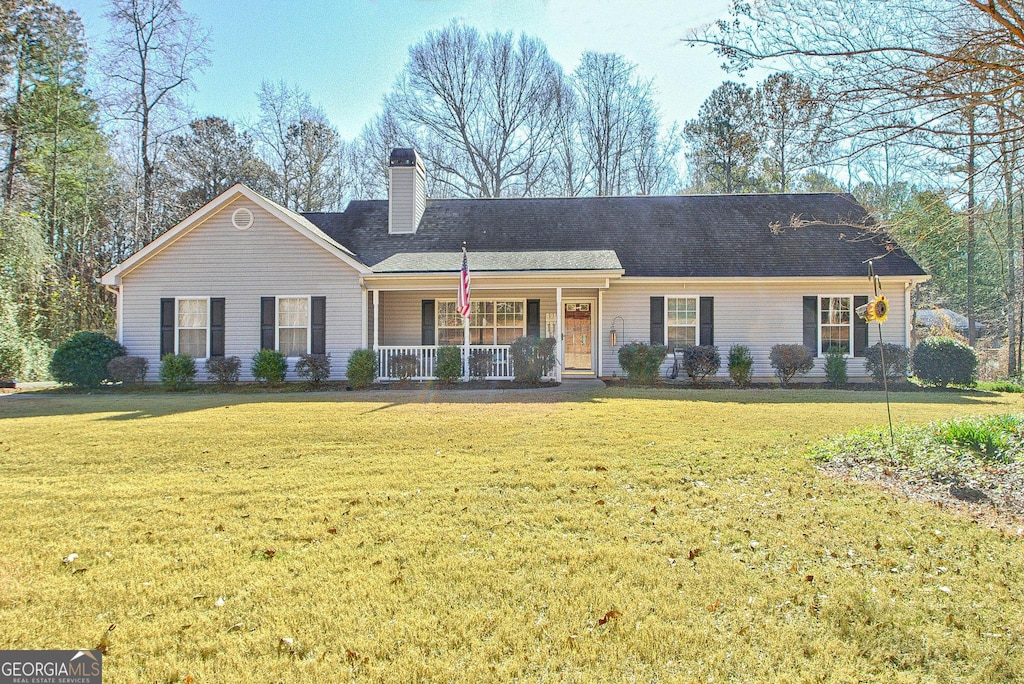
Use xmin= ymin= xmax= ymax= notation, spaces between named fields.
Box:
xmin=820 ymin=458 xmax=1024 ymax=534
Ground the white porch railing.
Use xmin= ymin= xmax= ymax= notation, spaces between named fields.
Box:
xmin=376 ymin=345 xmax=514 ymax=381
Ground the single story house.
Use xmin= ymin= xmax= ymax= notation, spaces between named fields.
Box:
xmin=101 ymin=148 xmax=928 ymax=383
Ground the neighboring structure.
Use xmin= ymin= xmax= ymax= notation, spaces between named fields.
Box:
xmin=101 ymin=148 xmax=928 ymax=383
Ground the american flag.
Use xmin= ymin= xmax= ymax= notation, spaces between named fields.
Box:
xmin=457 ymin=245 xmax=471 ymax=318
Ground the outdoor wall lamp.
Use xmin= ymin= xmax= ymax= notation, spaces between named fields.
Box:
xmin=610 ymin=316 xmax=625 ymax=347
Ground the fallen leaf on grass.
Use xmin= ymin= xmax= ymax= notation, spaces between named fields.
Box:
xmin=327 ymin=528 xmax=337 ymax=535
xmin=707 ymin=602 xmax=720 ymax=612
xmin=688 ymin=548 xmax=701 ymax=561
xmin=192 ymin=594 xmax=207 ymax=600
xmin=62 ymin=553 xmax=78 ymax=564
xmin=227 ymin=623 xmax=243 ymax=633
xmin=215 ymin=597 xmax=225 ymax=607
xmin=594 ymin=466 xmax=608 ymax=472
xmin=263 ymin=549 xmax=276 ymax=559
xmin=595 ymin=499 xmax=605 ymax=506
xmin=597 ymin=610 xmax=621 ymax=626
xmin=805 ymin=575 xmax=814 ymax=582
xmin=95 ymin=624 xmax=115 ymax=655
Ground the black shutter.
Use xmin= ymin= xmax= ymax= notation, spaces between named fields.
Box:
xmin=699 ymin=297 xmax=714 ymax=347
xmin=853 ymin=295 xmax=869 ymax=357
xmin=261 ymin=297 xmax=276 ymax=350
xmin=210 ymin=298 xmax=225 ymax=357
xmin=160 ymin=298 xmax=175 ymax=358
xmin=803 ymin=296 xmax=818 ymax=356
xmin=311 ymin=296 xmax=326 ymax=355
xmin=526 ymin=299 xmax=540 ymax=338
xmin=421 ymin=300 xmax=435 ymax=345
xmin=650 ymin=296 xmax=664 ymax=345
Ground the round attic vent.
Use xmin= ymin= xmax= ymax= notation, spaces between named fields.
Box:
xmin=231 ymin=207 xmax=254 ymax=230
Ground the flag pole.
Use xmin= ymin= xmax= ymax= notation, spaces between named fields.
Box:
xmin=461 ymin=242 xmax=470 ymax=381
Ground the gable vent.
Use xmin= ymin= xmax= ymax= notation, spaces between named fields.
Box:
xmin=232 ymin=207 xmax=254 ymax=230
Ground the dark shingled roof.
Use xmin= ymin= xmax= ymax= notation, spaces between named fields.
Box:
xmin=303 ymin=193 xmax=926 ymax=278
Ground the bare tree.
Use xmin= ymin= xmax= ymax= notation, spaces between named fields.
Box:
xmin=103 ymin=0 xmax=209 ymax=245
xmin=386 ymin=22 xmax=563 ymax=198
xmin=755 ymin=73 xmax=833 ymax=192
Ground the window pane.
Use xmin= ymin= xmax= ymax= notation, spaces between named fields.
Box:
xmin=437 ymin=301 xmax=461 ymax=328
xmin=496 ymin=301 xmax=524 ymax=327
xmin=667 ymin=298 xmax=696 ymax=326
xmin=470 ymin=301 xmax=493 ymax=328
xmin=279 ymin=327 xmax=307 ymax=357
xmin=178 ymin=328 xmax=206 ymax=358
xmin=496 ymin=327 xmax=522 ymax=345
xmin=279 ymin=298 xmax=309 ymax=327
xmin=820 ymin=297 xmax=850 ymax=325
xmin=438 ymin=328 xmax=463 ymax=345
xmin=667 ymin=326 xmax=695 ymax=349
xmin=177 ymin=299 xmax=207 ymax=328
xmin=821 ymin=326 xmax=850 ymax=354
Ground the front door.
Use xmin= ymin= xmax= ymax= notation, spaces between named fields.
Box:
xmin=563 ymin=301 xmax=594 ymax=371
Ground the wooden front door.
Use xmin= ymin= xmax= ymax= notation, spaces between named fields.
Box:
xmin=563 ymin=301 xmax=593 ymax=371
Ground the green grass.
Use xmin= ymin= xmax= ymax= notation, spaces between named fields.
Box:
xmin=1 ymin=388 xmax=1023 ymax=682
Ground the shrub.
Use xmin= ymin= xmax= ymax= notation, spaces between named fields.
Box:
xmin=206 ymin=356 xmax=241 ymax=385
xmin=769 ymin=344 xmax=815 ymax=386
xmin=824 ymin=347 xmax=847 ymax=388
xmin=107 ymin=355 xmax=148 ymax=385
xmin=912 ymin=336 xmax=978 ymax=387
xmin=295 ymin=353 xmax=331 ymax=387
xmin=251 ymin=348 xmax=287 ymax=384
xmin=680 ymin=345 xmax=721 ymax=386
xmin=863 ymin=342 xmax=909 ymax=384
xmin=509 ymin=336 xmax=557 ymax=383
xmin=50 ymin=331 xmax=125 ymax=388
xmin=618 ymin=342 xmax=667 ymax=385
xmin=469 ymin=349 xmax=493 ymax=379
xmin=386 ymin=353 xmax=418 ymax=381
xmin=159 ymin=354 xmax=196 ymax=391
xmin=728 ymin=344 xmax=753 ymax=387
xmin=346 ymin=348 xmax=377 ymax=389
xmin=435 ymin=345 xmax=463 ymax=383
xmin=0 ymin=341 xmax=23 ymax=380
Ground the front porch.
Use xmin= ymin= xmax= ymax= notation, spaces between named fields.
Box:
xmin=362 ymin=274 xmax=617 ymax=382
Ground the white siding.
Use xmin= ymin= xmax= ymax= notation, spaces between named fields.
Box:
xmin=119 ymin=197 xmax=364 ymax=381
xmin=601 ymin=279 xmax=912 ymax=382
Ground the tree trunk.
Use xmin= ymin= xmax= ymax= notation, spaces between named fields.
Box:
xmin=966 ymin=111 xmax=976 ymax=347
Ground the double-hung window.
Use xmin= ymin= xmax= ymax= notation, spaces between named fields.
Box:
xmin=666 ymin=297 xmax=698 ymax=349
xmin=278 ymin=296 xmax=310 ymax=357
xmin=819 ymin=296 xmax=852 ymax=355
xmin=176 ymin=298 xmax=209 ymax=358
xmin=437 ymin=299 xmax=525 ymax=344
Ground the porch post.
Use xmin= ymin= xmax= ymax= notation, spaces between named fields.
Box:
xmin=361 ymin=287 xmax=368 ymax=348
xmin=372 ymin=289 xmax=380 ymax=349
xmin=463 ymin=313 xmax=470 ymax=381
xmin=597 ymin=289 xmax=604 ymax=378
xmin=555 ymin=287 xmax=563 ymax=382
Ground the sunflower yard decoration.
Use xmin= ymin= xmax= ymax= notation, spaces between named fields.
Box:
xmin=860 ymin=261 xmax=894 ymax=444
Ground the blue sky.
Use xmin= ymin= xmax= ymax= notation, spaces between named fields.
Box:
xmin=65 ymin=0 xmax=742 ymax=140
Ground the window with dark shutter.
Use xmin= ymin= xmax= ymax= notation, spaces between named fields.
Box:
xmin=699 ymin=297 xmax=714 ymax=346
xmin=803 ymin=296 xmax=818 ymax=355
xmin=526 ymin=300 xmax=540 ymax=338
xmin=853 ymin=295 xmax=868 ymax=357
xmin=160 ymin=298 xmax=175 ymax=358
xmin=421 ymin=300 xmax=435 ymax=345
xmin=260 ymin=297 xmax=276 ymax=350
xmin=650 ymin=296 xmax=665 ymax=345
xmin=311 ymin=297 xmax=326 ymax=355
xmin=210 ymin=298 xmax=225 ymax=357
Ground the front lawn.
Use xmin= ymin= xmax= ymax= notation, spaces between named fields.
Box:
xmin=1 ymin=388 xmax=1022 ymax=682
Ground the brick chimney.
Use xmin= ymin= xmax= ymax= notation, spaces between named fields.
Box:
xmin=388 ymin=148 xmax=426 ymax=234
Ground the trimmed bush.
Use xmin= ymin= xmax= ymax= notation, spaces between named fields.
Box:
xmin=824 ymin=347 xmax=847 ymax=388
xmin=107 ymin=355 xmax=148 ymax=385
xmin=618 ymin=342 xmax=667 ymax=385
xmin=390 ymin=353 xmax=420 ymax=381
xmin=206 ymin=356 xmax=241 ymax=385
xmin=769 ymin=344 xmax=815 ymax=386
xmin=728 ymin=344 xmax=753 ymax=387
xmin=912 ymin=336 xmax=978 ymax=387
xmin=251 ymin=348 xmax=287 ymax=384
xmin=295 ymin=353 xmax=331 ymax=387
xmin=0 ymin=341 xmax=23 ymax=381
xmin=509 ymin=336 xmax=557 ymax=383
xmin=863 ymin=342 xmax=909 ymax=384
xmin=435 ymin=345 xmax=463 ymax=383
xmin=159 ymin=354 xmax=196 ymax=391
xmin=680 ymin=344 xmax=721 ymax=387
xmin=50 ymin=331 xmax=125 ymax=388
xmin=346 ymin=348 xmax=377 ymax=389
xmin=469 ymin=349 xmax=493 ymax=379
